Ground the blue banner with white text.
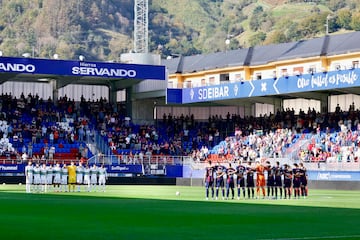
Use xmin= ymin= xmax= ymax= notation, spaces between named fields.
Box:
xmin=0 ymin=56 xmax=166 ymax=80
xmin=106 ymin=164 xmax=143 ymax=174
xmin=307 ymin=170 xmax=360 ymax=181
xmin=105 ymin=164 xmax=144 ymax=177
xmin=0 ymin=164 xmax=144 ymax=177
xmin=0 ymin=164 xmax=25 ymax=176
xmin=168 ymin=68 xmax=360 ymax=104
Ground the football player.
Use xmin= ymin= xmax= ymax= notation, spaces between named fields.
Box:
xmin=61 ymin=164 xmax=68 ymax=192
xmin=255 ymin=161 xmax=266 ymax=199
xmin=90 ymin=164 xmax=98 ymax=192
xmin=299 ymin=162 xmax=308 ymax=198
xmin=204 ymin=161 xmax=214 ymax=200
xmin=98 ymin=164 xmax=108 ymax=192
xmin=283 ymin=164 xmax=292 ymax=199
xmin=246 ymin=161 xmax=255 ymax=199
xmin=67 ymin=161 xmax=77 ymax=192
xmin=76 ymin=162 xmax=84 ymax=192
xmin=292 ymin=163 xmax=301 ymax=199
xmin=83 ymin=164 xmax=91 ymax=192
xmin=215 ymin=162 xmax=226 ymax=200
xmin=40 ymin=163 xmax=47 ymax=193
xmin=52 ymin=163 xmax=61 ymax=192
xmin=225 ymin=163 xmax=236 ymax=200
xmin=274 ymin=161 xmax=283 ymax=199
xmin=236 ymin=160 xmax=246 ymax=200
xmin=25 ymin=161 xmax=33 ymax=193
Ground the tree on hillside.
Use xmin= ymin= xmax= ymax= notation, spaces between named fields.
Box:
xmin=249 ymin=6 xmax=264 ymax=31
xmin=264 ymin=30 xmax=287 ymax=45
xmin=298 ymin=13 xmax=331 ymax=37
xmin=328 ymin=0 xmax=347 ymax=11
xmin=249 ymin=32 xmax=266 ymax=47
xmin=350 ymin=11 xmax=360 ymax=31
xmin=336 ymin=8 xmax=352 ymax=30
xmin=286 ymin=22 xmax=303 ymax=41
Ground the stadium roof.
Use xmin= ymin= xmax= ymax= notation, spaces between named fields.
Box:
xmin=163 ymin=31 xmax=360 ymax=74
xmin=0 ymin=57 xmax=166 ymax=91
xmin=164 ymin=48 xmax=249 ymax=74
xmin=327 ymin=31 xmax=360 ymax=56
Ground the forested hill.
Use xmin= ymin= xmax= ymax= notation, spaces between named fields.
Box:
xmin=0 ymin=0 xmax=359 ymax=61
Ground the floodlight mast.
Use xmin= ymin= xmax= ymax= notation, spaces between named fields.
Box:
xmin=134 ymin=0 xmax=149 ymax=53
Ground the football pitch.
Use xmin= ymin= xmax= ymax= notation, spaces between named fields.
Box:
xmin=0 ymin=185 xmax=360 ymax=240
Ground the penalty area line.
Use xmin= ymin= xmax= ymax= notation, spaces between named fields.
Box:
xmin=259 ymin=235 xmax=360 ymax=240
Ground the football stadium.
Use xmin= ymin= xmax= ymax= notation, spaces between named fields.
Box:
xmin=1 ymin=7 xmax=360 ymax=240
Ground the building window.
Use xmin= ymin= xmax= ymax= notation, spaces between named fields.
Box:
xmin=235 ymin=74 xmax=242 ymax=82
xmin=256 ymin=73 xmax=262 ymax=80
xmin=209 ymin=77 xmax=215 ymax=85
xmin=272 ymin=71 xmax=277 ymax=79
xmin=334 ymin=63 xmax=341 ymax=71
xmin=352 ymin=61 xmax=359 ymax=69
xmin=220 ymin=74 xmax=230 ymax=84
xmin=308 ymin=66 xmax=316 ymax=74
xmin=293 ymin=67 xmax=304 ymax=75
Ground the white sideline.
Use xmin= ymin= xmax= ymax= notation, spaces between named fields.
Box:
xmin=259 ymin=235 xmax=360 ymax=240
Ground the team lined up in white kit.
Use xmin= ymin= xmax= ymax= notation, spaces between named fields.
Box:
xmin=24 ymin=161 xmax=108 ymax=193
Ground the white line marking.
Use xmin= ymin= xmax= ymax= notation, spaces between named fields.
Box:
xmin=273 ymin=77 xmax=279 ymax=94
xmin=249 ymin=80 xmax=255 ymax=96
xmin=259 ymin=235 xmax=360 ymax=240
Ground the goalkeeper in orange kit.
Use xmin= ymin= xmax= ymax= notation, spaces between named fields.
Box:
xmin=255 ymin=161 xmax=266 ymax=199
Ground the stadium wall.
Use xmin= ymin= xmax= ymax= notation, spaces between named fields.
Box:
xmin=2 ymin=164 xmax=360 ymax=189
xmin=107 ymin=177 xmax=176 ymax=185
xmin=2 ymin=176 xmax=177 ymax=185
xmin=308 ymin=180 xmax=360 ymax=190
xmin=178 ymin=167 xmax=360 ymax=190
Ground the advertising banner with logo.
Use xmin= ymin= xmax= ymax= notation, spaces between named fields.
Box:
xmin=0 ymin=57 xmax=166 ymax=81
xmin=167 ymin=68 xmax=360 ymax=104
xmin=307 ymin=170 xmax=360 ymax=181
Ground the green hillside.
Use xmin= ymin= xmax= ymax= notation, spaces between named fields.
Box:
xmin=0 ymin=0 xmax=359 ymax=61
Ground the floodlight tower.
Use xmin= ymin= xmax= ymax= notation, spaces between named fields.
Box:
xmin=134 ymin=0 xmax=148 ymax=53
xmin=119 ymin=0 xmax=162 ymax=126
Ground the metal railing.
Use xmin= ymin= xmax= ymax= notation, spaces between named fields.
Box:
xmin=0 ymin=158 xmax=81 ymax=165
xmin=285 ymin=139 xmax=312 ymax=161
xmin=93 ymin=131 xmax=111 ymax=156
xmin=2 ymin=156 xmax=360 ymax=174
xmin=87 ymin=154 xmax=190 ymax=165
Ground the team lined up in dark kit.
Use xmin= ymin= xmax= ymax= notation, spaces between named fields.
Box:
xmin=204 ymin=160 xmax=308 ymax=200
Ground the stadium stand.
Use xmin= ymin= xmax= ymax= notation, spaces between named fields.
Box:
xmin=0 ymin=93 xmax=93 ymax=163
xmin=0 ymin=87 xmax=358 ymax=173
xmin=91 ymin=103 xmax=359 ymax=172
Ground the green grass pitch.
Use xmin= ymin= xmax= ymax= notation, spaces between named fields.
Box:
xmin=0 ymin=184 xmax=360 ymax=240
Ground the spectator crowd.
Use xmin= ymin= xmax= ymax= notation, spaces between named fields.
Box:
xmin=0 ymin=91 xmax=358 ymax=166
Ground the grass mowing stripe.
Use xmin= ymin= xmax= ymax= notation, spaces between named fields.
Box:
xmin=260 ymin=235 xmax=360 ymax=240
xmin=0 ymin=185 xmax=359 ymax=240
